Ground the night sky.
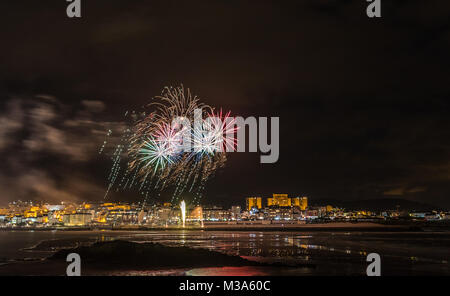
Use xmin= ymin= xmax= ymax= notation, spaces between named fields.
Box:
xmin=0 ymin=0 xmax=449 ymax=208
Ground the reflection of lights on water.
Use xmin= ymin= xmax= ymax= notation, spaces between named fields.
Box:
xmin=186 ymin=266 xmax=269 ymax=276
xmin=180 ymin=231 xmax=186 ymax=244
xmin=122 ymin=232 xmax=449 ymax=268
xmin=180 ymin=200 xmax=186 ymax=228
xmin=291 ymin=238 xmax=370 ymax=258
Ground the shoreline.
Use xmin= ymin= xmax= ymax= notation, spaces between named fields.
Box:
xmin=0 ymin=227 xmax=449 ymax=276
xmin=0 ymin=222 xmax=439 ymax=232
xmin=0 ymin=240 xmax=315 ymax=276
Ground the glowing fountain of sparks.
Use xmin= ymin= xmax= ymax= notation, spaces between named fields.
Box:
xmin=180 ymin=200 xmax=186 ymax=228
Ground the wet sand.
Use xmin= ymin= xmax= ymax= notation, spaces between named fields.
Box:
xmin=0 ymin=228 xmax=449 ymax=275
xmin=0 ymin=240 xmax=313 ymax=276
xmin=0 ymin=222 xmax=426 ymax=232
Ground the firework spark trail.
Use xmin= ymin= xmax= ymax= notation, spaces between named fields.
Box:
xmin=102 ymin=85 xmax=237 ymax=205
xmin=99 ymin=129 xmax=112 ymax=155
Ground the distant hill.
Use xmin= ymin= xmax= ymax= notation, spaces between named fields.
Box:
xmin=310 ymin=198 xmax=436 ymax=211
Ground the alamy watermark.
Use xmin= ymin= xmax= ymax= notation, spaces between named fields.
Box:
xmin=171 ymin=109 xmax=279 ymax=164
xmin=66 ymin=0 xmax=381 ymax=19
xmin=66 ymin=0 xmax=81 ymax=18
xmin=366 ymin=253 xmax=381 ymax=276
xmin=366 ymin=0 xmax=381 ymax=18
xmin=66 ymin=253 xmax=81 ymax=276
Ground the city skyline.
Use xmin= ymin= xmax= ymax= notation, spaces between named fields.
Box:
xmin=0 ymin=1 xmax=449 ymax=208
xmin=2 ymin=192 xmax=447 ymax=229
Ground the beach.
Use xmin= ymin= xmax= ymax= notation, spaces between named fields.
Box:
xmin=0 ymin=223 xmax=449 ymax=275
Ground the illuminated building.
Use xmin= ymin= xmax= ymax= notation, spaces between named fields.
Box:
xmin=246 ymin=197 xmax=262 ymax=210
xmin=100 ymin=203 xmax=131 ymax=211
xmin=230 ymin=206 xmax=241 ymax=220
xmin=305 ymin=209 xmax=319 ymax=219
xmin=189 ymin=206 xmax=203 ymax=221
xmin=106 ymin=208 xmax=139 ymax=224
xmin=8 ymin=201 xmax=34 ymax=214
xmin=47 ymin=211 xmax=62 ymax=225
xmin=137 ymin=210 xmax=147 ymax=224
xmin=156 ymin=207 xmax=172 ymax=223
xmin=202 ymin=207 xmax=230 ymax=221
xmin=291 ymin=196 xmax=308 ymax=210
xmin=43 ymin=204 xmax=65 ymax=211
xmin=11 ymin=215 xmax=24 ymax=225
xmin=264 ymin=207 xmax=293 ymax=220
xmin=267 ymin=194 xmax=291 ymax=207
xmin=83 ymin=204 xmax=92 ymax=209
xmin=24 ymin=206 xmax=46 ymax=218
xmin=63 ymin=212 xmax=93 ymax=226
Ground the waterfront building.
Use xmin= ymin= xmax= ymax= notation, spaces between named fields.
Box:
xmin=291 ymin=196 xmax=308 ymax=210
xmin=188 ymin=206 xmax=203 ymax=222
xmin=203 ymin=207 xmax=230 ymax=221
xmin=263 ymin=207 xmax=293 ymax=220
xmin=230 ymin=206 xmax=241 ymax=220
xmin=63 ymin=212 xmax=93 ymax=226
xmin=267 ymin=193 xmax=291 ymax=207
xmin=47 ymin=211 xmax=62 ymax=225
xmin=246 ymin=197 xmax=262 ymax=210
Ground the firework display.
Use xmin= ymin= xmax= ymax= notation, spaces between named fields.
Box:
xmin=101 ymin=85 xmax=237 ymax=205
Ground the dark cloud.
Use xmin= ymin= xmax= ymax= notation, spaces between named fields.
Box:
xmin=0 ymin=95 xmax=124 ymax=204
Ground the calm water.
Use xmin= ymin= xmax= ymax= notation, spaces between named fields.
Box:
xmin=0 ymin=230 xmax=449 ymax=275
